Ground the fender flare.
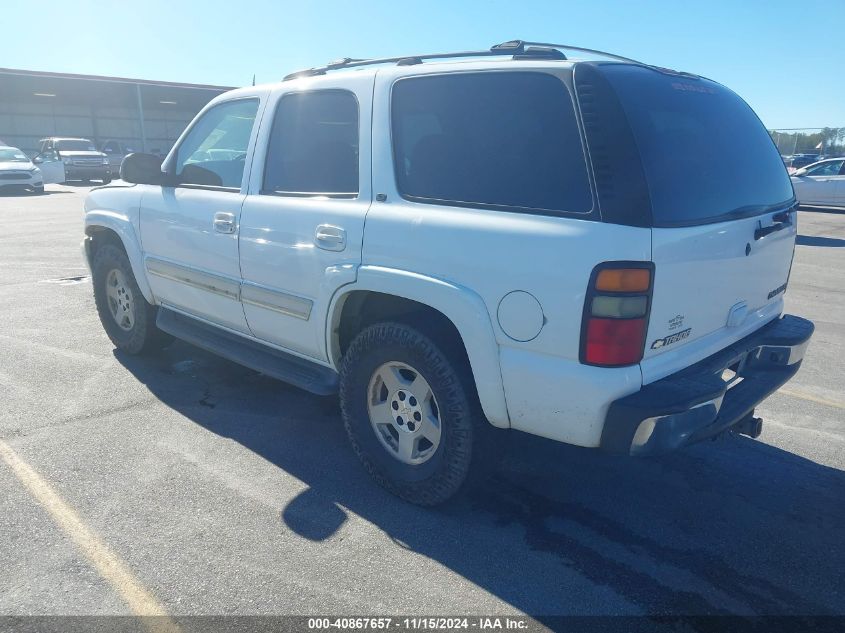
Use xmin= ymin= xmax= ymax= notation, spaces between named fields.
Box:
xmin=84 ymin=210 xmax=154 ymax=303
xmin=327 ymin=265 xmax=510 ymax=428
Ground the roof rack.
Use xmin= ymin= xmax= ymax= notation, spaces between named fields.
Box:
xmin=282 ymin=39 xmax=643 ymax=81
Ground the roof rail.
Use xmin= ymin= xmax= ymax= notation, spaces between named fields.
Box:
xmin=492 ymin=40 xmax=642 ymax=64
xmin=282 ymin=39 xmax=642 ymax=81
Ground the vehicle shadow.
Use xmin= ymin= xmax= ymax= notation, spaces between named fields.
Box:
xmin=0 ymin=190 xmax=72 ymax=197
xmin=798 ymin=205 xmax=845 ymax=215
xmin=115 ymin=343 xmax=845 ymax=617
xmin=796 ymin=235 xmax=845 ymax=248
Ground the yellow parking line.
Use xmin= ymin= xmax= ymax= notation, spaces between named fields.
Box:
xmin=777 ymin=387 xmax=845 ymax=410
xmin=0 ymin=440 xmax=180 ymax=633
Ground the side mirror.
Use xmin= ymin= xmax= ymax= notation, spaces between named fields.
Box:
xmin=33 ymin=155 xmax=43 ymax=164
xmin=120 ymin=152 xmax=165 ymax=185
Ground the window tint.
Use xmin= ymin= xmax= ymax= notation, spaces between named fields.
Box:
xmin=806 ymin=160 xmax=843 ymax=177
xmin=595 ymin=64 xmax=794 ymax=226
xmin=175 ymin=99 xmax=259 ymax=188
xmin=392 ymin=72 xmax=592 ymax=214
xmin=263 ymin=90 xmax=359 ymax=196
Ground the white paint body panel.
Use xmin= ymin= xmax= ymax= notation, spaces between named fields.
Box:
xmin=367 ymin=64 xmax=651 ymax=440
xmin=139 ymin=186 xmax=249 ymax=332
xmin=643 ymin=213 xmax=795 ymax=383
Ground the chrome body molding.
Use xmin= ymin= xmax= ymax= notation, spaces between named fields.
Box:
xmin=241 ymin=282 xmax=313 ymax=321
xmin=145 ymin=257 xmax=240 ymax=300
xmin=145 ymin=257 xmax=313 ymax=321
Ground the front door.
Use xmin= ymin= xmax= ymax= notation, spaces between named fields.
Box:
xmin=831 ymin=161 xmax=845 ymax=206
xmin=239 ymin=78 xmax=373 ymax=360
xmin=139 ymin=96 xmax=263 ymax=333
xmin=793 ymin=159 xmax=844 ymax=205
xmin=33 ymin=150 xmax=66 ymax=184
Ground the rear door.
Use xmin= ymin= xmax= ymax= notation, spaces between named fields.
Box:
xmin=580 ymin=64 xmax=797 ymax=383
xmin=238 ymin=77 xmax=373 ymax=361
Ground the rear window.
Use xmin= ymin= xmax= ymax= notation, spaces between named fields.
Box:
xmin=392 ymin=72 xmax=592 ymax=215
xmin=591 ymin=64 xmax=793 ymax=226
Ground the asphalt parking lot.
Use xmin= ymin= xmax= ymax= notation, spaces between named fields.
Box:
xmin=0 ymin=185 xmax=843 ymax=625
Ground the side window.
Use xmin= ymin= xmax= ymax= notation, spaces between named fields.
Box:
xmin=174 ymin=99 xmax=259 ymax=188
xmin=262 ymin=90 xmax=359 ymax=197
xmin=807 ymin=161 xmax=843 ymax=177
xmin=391 ymin=72 xmax=592 ymax=214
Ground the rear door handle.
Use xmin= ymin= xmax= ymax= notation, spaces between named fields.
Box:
xmin=213 ymin=212 xmax=237 ymax=234
xmin=315 ymin=224 xmax=346 ymax=251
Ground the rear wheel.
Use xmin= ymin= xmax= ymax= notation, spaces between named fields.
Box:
xmin=340 ymin=321 xmax=498 ymax=506
xmin=92 ymin=243 xmax=170 ymax=354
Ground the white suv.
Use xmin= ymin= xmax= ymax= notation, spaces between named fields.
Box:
xmin=82 ymin=41 xmax=814 ymax=505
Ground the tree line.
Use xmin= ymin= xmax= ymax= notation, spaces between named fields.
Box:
xmin=769 ymin=127 xmax=845 ymax=156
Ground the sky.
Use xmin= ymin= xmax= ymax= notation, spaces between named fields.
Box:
xmin=1 ymin=0 xmax=842 ymax=130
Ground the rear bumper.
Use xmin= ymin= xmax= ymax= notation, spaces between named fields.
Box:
xmin=600 ymin=314 xmax=814 ymax=456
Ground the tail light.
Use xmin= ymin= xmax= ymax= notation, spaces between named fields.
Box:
xmin=580 ymin=262 xmax=654 ymax=367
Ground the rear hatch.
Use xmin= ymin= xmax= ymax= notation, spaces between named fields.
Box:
xmin=576 ymin=63 xmax=796 ymax=383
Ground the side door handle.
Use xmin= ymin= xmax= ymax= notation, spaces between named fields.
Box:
xmin=213 ymin=212 xmax=237 ymax=234
xmin=315 ymin=224 xmax=346 ymax=251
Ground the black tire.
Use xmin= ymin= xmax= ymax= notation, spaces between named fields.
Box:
xmin=340 ymin=321 xmax=500 ymax=506
xmin=92 ymin=243 xmax=170 ymax=354
xmin=32 ymin=186 xmax=44 ymax=195
xmin=101 ymin=176 xmax=112 ymax=185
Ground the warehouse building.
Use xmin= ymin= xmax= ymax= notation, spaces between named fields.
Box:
xmin=0 ymin=67 xmax=235 ymax=156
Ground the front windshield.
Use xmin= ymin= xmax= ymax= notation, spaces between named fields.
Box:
xmin=0 ymin=148 xmax=30 ymax=162
xmin=55 ymin=139 xmax=96 ymax=152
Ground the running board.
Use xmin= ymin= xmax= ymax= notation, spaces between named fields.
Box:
xmin=156 ymin=308 xmax=339 ymax=396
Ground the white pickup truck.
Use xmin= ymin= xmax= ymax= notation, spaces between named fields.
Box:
xmin=82 ymin=41 xmax=814 ymax=505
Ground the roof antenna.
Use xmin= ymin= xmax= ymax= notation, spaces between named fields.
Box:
xmin=252 ymin=74 xmax=256 ymax=86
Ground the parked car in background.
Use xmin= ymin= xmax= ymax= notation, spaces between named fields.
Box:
xmin=1 ymin=145 xmax=68 ymax=193
xmin=791 ymin=158 xmax=845 ymax=207
xmin=100 ymin=140 xmax=139 ymax=176
xmin=788 ymin=154 xmax=822 ymax=170
xmin=0 ymin=145 xmax=55 ymax=194
xmin=37 ymin=137 xmax=111 ymax=184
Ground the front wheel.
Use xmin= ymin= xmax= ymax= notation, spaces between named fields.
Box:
xmin=340 ymin=321 xmax=496 ymax=506
xmin=101 ymin=176 xmax=112 ymax=185
xmin=92 ymin=243 xmax=170 ymax=354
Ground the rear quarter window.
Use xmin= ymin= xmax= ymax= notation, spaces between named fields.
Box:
xmin=391 ymin=72 xmax=593 ymax=215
